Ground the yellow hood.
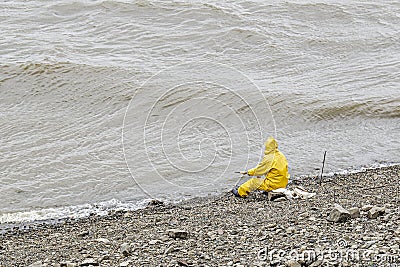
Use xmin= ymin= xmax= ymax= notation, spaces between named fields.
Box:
xmin=264 ymin=136 xmax=278 ymax=154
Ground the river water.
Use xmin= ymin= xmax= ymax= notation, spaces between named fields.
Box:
xmin=1 ymin=0 xmax=399 ymax=224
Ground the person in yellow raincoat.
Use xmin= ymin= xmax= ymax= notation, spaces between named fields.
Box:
xmin=232 ymin=136 xmax=290 ymax=198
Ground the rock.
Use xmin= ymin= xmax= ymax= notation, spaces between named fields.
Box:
xmin=78 ymin=230 xmax=90 ymax=237
xmin=368 ymin=206 xmax=385 ymax=219
xmin=94 ymin=238 xmax=111 ymax=244
xmin=149 ymin=239 xmax=160 ymax=245
xmin=348 ymin=207 xmax=360 ymax=218
xmin=361 ymin=205 xmax=373 ymax=212
xmin=28 ymin=261 xmax=44 ymax=267
xmin=164 ymin=245 xmax=177 ymax=255
xmin=285 ymin=260 xmax=301 ymax=267
xmin=60 ymin=262 xmax=77 ymax=267
xmin=119 ymin=260 xmax=131 ymax=267
xmin=327 ymin=204 xmax=351 ymax=223
xmin=361 ymin=240 xmax=377 ymax=249
xmin=390 ymin=244 xmax=399 ymax=252
xmin=308 ymin=216 xmax=316 ymax=222
xmin=286 ymin=227 xmax=296 ymax=234
xmin=230 ymin=230 xmax=238 ymax=235
xmin=394 ymin=228 xmax=400 ymax=237
xmin=120 ymin=243 xmax=131 ymax=257
xmin=80 ymin=258 xmax=99 ymax=266
xmin=167 ymin=229 xmax=189 ymax=239
xmin=177 ymin=259 xmax=190 ymax=266
xmin=309 ymin=259 xmax=323 ymax=267
xmin=147 ymin=199 xmax=164 ymax=206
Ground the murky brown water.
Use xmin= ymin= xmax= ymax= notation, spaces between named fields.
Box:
xmin=1 ymin=0 xmax=399 ymax=223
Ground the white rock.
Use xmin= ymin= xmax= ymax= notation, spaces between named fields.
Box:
xmin=348 ymin=207 xmax=360 ymax=218
xmin=361 ymin=205 xmax=373 ymax=212
xmin=394 ymin=228 xmax=400 ymax=237
xmin=327 ymin=204 xmax=351 ymax=223
xmin=164 ymin=245 xmax=176 ymax=255
xmin=149 ymin=239 xmax=160 ymax=245
xmin=120 ymin=260 xmax=132 ymax=267
xmin=286 ymin=227 xmax=296 ymax=234
xmin=94 ymin=238 xmax=111 ymax=244
xmin=28 ymin=261 xmax=44 ymax=267
xmin=368 ymin=206 xmax=385 ymax=219
xmin=120 ymin=243 xmax=131 ymax=257
xmin=285 ymin=260 xmax=301 ymax=267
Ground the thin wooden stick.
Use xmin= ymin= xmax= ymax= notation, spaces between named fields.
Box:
xmin=319 ymin=151 xmax=327 ymax=186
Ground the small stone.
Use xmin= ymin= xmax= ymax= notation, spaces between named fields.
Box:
xmin=80 ymin=258 xmax=99 ymax=266
xmin=368 ymin=206 xmax=385 ymax=219
xmin=361 ymin=240 xmax=377 ymax=249
xmin=348 ymin=207 xmax=360 ymax=218
xmin=60 ymin=261 xmax=76 ymax=267
xmin=285 ymin=260 xmax=301 ymax=267
xmin=164 ymin=245 xmax=177 ymax=255
xmin=309 ymin=259 xmax=323 ymax=267
xmin=266 ymin=223 xmax=277 ymax=228
xmin=286 ymin=227 xmax=296 ymax=234
xmin=149 ymin=239 xmax=160 ymax=245
xmin=394 ymin=228 xmax=400 ymax=237
xmin=390 ymin=244 xmax=399 ymax=252
xmin=120 ymin=243 xmax=131 ymax=257
xmin=94 ymin=238 xmax=111 ymax=244
xmin=147 ymin=199 xmax=164 ymax=206
xmin=119 ymin=260 xmax=131 ymax=267
xmin=327 ymin=204 xmax=351 ymax=223
xmin=361 ymin=205 xmax=373 ymax=212
xmin=177 ymin=259 xmax=190 ymax=266
xmin=167 ymin=229 xmax=189 ymax=239
xmin=217 ymin=228 xmax=224 ymax=235
xmin=78 ymin=230 xmax=90 ymax=237
xmin=28 ymin=261 xmax=44 ymax=267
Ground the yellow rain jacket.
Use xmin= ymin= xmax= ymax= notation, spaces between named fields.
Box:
xmin=238 ymin=137 xmax=290 ymax=197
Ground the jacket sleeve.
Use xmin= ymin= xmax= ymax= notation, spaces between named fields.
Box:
xmin=247 ymin=155 xmax=273 ymax=176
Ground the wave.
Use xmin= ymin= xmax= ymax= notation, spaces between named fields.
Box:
xmin=0 ymin=198 xmax=147 ymax=226
xmin=268 ymin=92 xmax=400 ymax=121
xmin=310 ymin=98 xmax=400 ymax=120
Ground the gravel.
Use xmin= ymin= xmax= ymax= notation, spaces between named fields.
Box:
xmin=1 ymin=165 xmax=399 ymax=266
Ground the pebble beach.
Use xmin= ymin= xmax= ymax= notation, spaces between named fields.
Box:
xmin=1 ymin=165 xmax=399 ymax=267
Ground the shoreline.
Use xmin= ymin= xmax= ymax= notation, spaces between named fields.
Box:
xmin=2 ymin=162 xmax=399 ymax=228
xmin=1 ymin=165 xmax=399 ymax=266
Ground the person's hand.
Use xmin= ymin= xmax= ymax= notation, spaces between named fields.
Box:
xmin=239 ymin=171 xmax=248 ymax=175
